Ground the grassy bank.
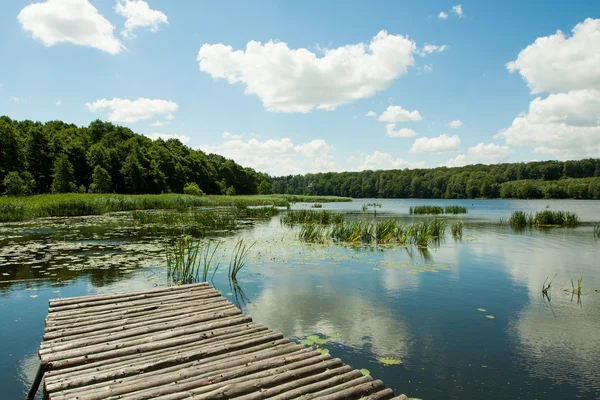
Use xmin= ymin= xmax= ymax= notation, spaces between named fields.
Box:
xmin=0 ymin=193 xmax=352 ymax=222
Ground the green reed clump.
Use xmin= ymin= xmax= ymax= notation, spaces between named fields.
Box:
xmin=166 ymin=235 xmax=221 ymax=285
xmin=451 ymin=221 xmax=464 ymax=239
xmin=132 ymin=210 xmax=238 ymax=230
xmin=445 ymin=205 xmax=467 ymax=214
xmin=0 ymin=201 xmax=26 ymax=222
xmin=428 ymin=217 xmax=447 ymax=239
xmin=241 ymin=206 xmax=279 ymax=219
xmin=311 ymin=203 xmax=323 ymax=208
xmin=367 ymin=203 xmax=382 ymax=208
xmin=508 ymin=210 xmax=532 ymax=228
xmin=534 ymin=210 xmax=579 ymax=227
xmin=594 ymin=224 xmax=600 ymax=237
xmin=299 ymin=223 xmax=328 ymax=242
xmin=228 ymin=238 xmax=255 ymax=281
xmin=410 ymin=205 xmax=445 ymax=215
xmin=281 ymin=210 xmax=345 ymax=225
xmin=374 ymin=219 xmax=398 ymax=243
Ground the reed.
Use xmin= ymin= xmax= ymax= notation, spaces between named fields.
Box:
xmin=445 ymin=205 xmax=467 ymax=214
xmin=241 ymin=206 xmax=279 ymax=219
xmin=451 ymin=221 xmax=464 ymax=239
xmin=132 ymin=210 xmax=238 ymax=230
xmin=299 ymin=223 xmax=328 ymax=242
xmin=594 ymin=224 xmax=600 ymax=237
xmin=410 ymin=205 xmax=444 ymax=215
xmin=508 ymin=210 xmax=532 ymax=228
xmin=165 ymin=235 xmax=221 ymax=285
xmin=281 ymin=210 xmax=345 ymax=225
xmin=508 ymin=210 xmax=579 ymax=228
xmin=229 ymin=238 xmax=255 ymax=281
xmin=311 ymin=203 xmax=323 ymax=208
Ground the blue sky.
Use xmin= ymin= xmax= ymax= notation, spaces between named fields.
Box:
xmin=1 ymin=0 xmax=599 ymax=175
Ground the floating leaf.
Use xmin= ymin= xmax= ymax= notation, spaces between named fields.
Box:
xmin=486 ymin=315 xmax=495 ymax=319
xmin=314 ymin=338 xmax=328 ymax=345
xmin=327 ymin=333 xmax=342 ymax=339
xmin=481 ymin=365 xmax=488 ymax=368
xmin=30 ymin=295 xmax=38 ymax=298
xmin=306 ymin=335 xmax=320 ymax=341
xmin=477 ymin=308 xmax=487 ymax=312
xmin=377 ymin=357 xmax=402 ymax=366
xmin=300 ymin=339 xmax=314 ymax=346
xmin=360 ymin=368 xmax=370 ymax=376
xmin=226 ymin=292 xmax=233 ymax=296
xmin=319 ymin=348 xmax=329 ymax=355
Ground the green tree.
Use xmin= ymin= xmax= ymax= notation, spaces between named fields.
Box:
xmin=89 ymin=165 xmax=112 ymax=193
xmin=3 ymin=172 xmax=27 ymax=196
xmin=257 ymin=179 xmax=272 ymax=194
xmin=183 ymin=182 xmax=204 ymax=196
xmin=121 ymin=154 xmax=146 ymax=194
xmin=51 ymin=154 xmax=77 ymax=193
xmin=225 ymin=186 xmax=236 ymax=196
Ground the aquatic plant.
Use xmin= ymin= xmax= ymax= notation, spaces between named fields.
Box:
xmin=542 ymin=274 xmax=557 ymax=296
xmin=165 ymin=235 xmax=221 ymax=285
xmin=451 ymin=221 xmax=464 ymax=239
xmin=311 ymin=203 xmax=323 ymax=208
xmin=595 ymin=224 xmax=600 ymax=237
xmin=410 ymin=205 xmax=467 ymax=215
xmin=508 ymin=210 xmax=532 ymax=228
xmin=361 ymin=204 xmax=368 ymax=212
xmin=445 ymin=205 xmax=468 ymax=214
xmin=0 ymin=201 xmax=26 ymax=222
xmin=299 ymin=223 xmax=328 ymax=243
xmin=241 ymin=206 xmax=279 ymax=219
xmin=508 ymin=210 xmax=579 ymax=229
xmin=281 ymin=210 xmax=345 ymax=225
xmin=228 ymin=238 xmax=255 ymax=281
xmin=570 ymin=277 xmax=583 ymax=296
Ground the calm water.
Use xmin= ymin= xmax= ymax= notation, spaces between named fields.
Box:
xmin=1 ymin=199 xmax=599 ymax=399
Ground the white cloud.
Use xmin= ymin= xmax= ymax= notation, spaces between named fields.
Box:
xmin=438 ymin=11 xmax=448 ymax=19
xmin=17 ymin=0 xmax=125 ymax=54
xmin=165 ymin=113 xmax=175 ymax=120
xmin=452 ymin=4 xmax=463 ymax=18
xmin=422 ymin=64 xmax=433 ymax=73
xmin=495 ymin=89 xmax=600 ymax=159
xmin=85 ymin=97 xmax=178 ymax=122
xmin=115 ymin=0 xmax=168 ymax=39
xmin=55 ymin=99 xmax=61 ymax=105
xmin=385 ymin=124 xmax=417 ymax=138
xmin=410 ymin=134 xmax=461 ymax=153
xmin=11 ymin=96 xmax=20 ymax=103
xmin=200 ymin=137 xmax=336 ymax=175
xmin=145 ymin=133 xmax=191 ymax=144
xmin=150 ymin=120 xmax=166 ymax=127
xmin=197 ymin=30 xmax=417 ymax=113
xmin=418 ymin=44 xmax=447 ymax=57
xmin=365 ymin=111 xmax=377 ymax=117
xmin=378 ymin=105 xmax=422 ymax=122
xmin=443 ymin=143 xmax=512 ymax=167
xmin=358 ymin=151 xmax=425 ymax=171
xmin=222 ymin=132 xmax=242 ymax=140
xmin=506 ymin=18 xmax=600 ymax=94
xmin=448 ymin=119 xmax=463 ymax=128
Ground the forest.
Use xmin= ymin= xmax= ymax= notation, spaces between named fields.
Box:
xmin=0 ymin=116 xmax=272 ymax=196
xmin=271 ymin=159 xmax=600 ymax=199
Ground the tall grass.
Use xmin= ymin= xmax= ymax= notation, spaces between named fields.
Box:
xmin=410 ymin=205 xmax=467 ymax=214
xmin=508 ymin=210 xmax=579 ymax=228
xmin=594 ymin=224 xmax=600 ymax=237
xmin=132 ymin=210 xmax=238 ymax=230
xmin=451 ymin=221 xmax=464 ymax=239
xmin=229 ymin=238 xmax=255 ymax=281
xmin=281 ymin=210 xmax=345 ymax=225
xmin=166 ymin=235 xmax=221 ymax=285
xmin=445 ymin=205 xmax=468 ymax=214
xmin=0 ymin=193 xmax=349 ymax=222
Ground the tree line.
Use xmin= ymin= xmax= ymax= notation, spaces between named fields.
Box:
xmin=271 ymin=159 xmax=600 ymax=199
xmin=0 ymin=116 xmax=272 ymax=196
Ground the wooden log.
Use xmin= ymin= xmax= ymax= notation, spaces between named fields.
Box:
xmin=47 ymin=329 xmax=282 ymax=378
xmin=360 ymin=389 xmax=395 ymax=400
xmin=119 ymin=354 xmax=336 ymax=400
xmin=43 ymin=311 xmax=246 ymax=362
xmin=46 ymin=332 xmax=291 ymax=393
xmin=44 ymin=315 xmax=253 ymax=368
xmin=62 ymin=347 xmax=324 ymax=400
xmin=309 ymin=380 xmax=386 ymax=400
xmin=42 ymin=303 xmax=238 ymax=344
xmin=44 ymin=323 xmax=270 ymax=381
xmin=48 ymin=283 xmax=209 ymax=307
xmin=290 ymin=376 xmax=373 ymax=399
xmin=47 ymin=289 xmax=220 ymax=315
xmin=45 ymin=296 xmax=229 ymax=331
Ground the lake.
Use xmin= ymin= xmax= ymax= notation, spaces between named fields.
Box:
xmin=1 ymin=199 xmax=599 ymax=399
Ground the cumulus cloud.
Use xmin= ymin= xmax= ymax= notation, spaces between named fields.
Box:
xmin=200 ymin=136 xmax=336 ymax=175
xmin=452 ymin=4 xmax=463 ymax=18
xmin=222 ymin=132 xmax=242 ymax=140
xmin=85 ymin=97 xmax=178 ymax=122
xmin=55 ymin=99 xmax=61 ymax=105
xmin=385 ymin=124 xmax=417 ymax=138
xmin=506 ymin=18 xmax=600 ymax=94
xmin=358 ymin=151 xmax=425 ymax=171
xmin=499 ymin=19 xmax=600 ymax=160
xmin=11 ymin=96 xmax=20 ymax=103
xmin=418 ymin=44 xmax=447 ymax=57
xmin=444 ymin=142 xmax=513 ymax=167
xmin=197 ymin=31 xmax=417 ymax=113
xmin=17 ymin=0 xmax=125 ymax=54
xmin=150 ymin=120 xmax=166 ymax=127
xmin=495 ymin=89 xmax=600 ymax=159
xmin=438 ymin=11 xmax=448 ymax=19
xmin=145 ymin=133 xmax=191 ymax=144
xmin=365 ymin=111 xmax=377 ymax=117
xmin=378 ymin=105 xmax=422 ymax=122
xmin=410 ymin=134 xmax=461 ymax=153
xmin=448 ymin=119 xmax=463 ymax=128
xmin=115 ymin=0 xmax=168 ymax=39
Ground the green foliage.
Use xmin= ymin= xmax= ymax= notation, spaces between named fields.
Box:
xmin=257 ymin=179 xmax=272 ymax=195
xmin=89 ymin=165 xmax=112 ymax=193
xmin=229 ymin=238 xmax=254 ymax=281
xmin=451 ymin=221 xmax=464 ymax=239
xmin=410 ymin=205 xmax=467 ymax=214
xmin=3 ymin=172 xmax=28 ymax=196
xmin=508 ymin=210 xmax=579 ymax=229
xmin=183 ymin=182 xmax=205 ymax=196
xmin=311 ymin=203 xmax=323 ymax=208
xmin=281 ymin=210 xmax=345 ymax=225
xmin=445 ymin=205 xmax=467 ymax=214
xmin=51 ymin=154 xmax=77 ymax=193
xmin=166 ymin=235 xmax=221 ymax=285
xmin=272 ymin=159 xmax=600 ymax=199
xmin=225 ymin=186 xmax=237 ymax=196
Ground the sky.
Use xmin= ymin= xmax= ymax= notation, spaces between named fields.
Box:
xmin=1 ymin=0 xmax=599 ymax=176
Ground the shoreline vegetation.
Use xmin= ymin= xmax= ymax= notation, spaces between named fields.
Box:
xmin=506 ymin=210 xmax=579 ymax=228
xmin=0 ymin=193 xmax=351 ymax=223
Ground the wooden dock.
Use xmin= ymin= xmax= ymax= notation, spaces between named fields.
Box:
xmin=33 ymin=282 xmax=401 ymax=399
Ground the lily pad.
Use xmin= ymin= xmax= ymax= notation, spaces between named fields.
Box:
xmin=486 ymin=315 xmax=495 ymax=319
xmin=314 ymin=338 xmax=328 ymax=345
xmin=300 ymin=339 xmax=314 ymax=346
xmin=360 ymin=368 xmax=370 ymax=376
xmin=306 ymin=335 xmax=320 ymax=341
xmin=377 ymin=356 xmax=403 ymax=366
xmin=326 ymin=332 xmax=342 ymax=339
xmin=477 ymin=308 xmax=487 ymax=312
xmin=319 ymin=348 xmax=329 ymax=355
